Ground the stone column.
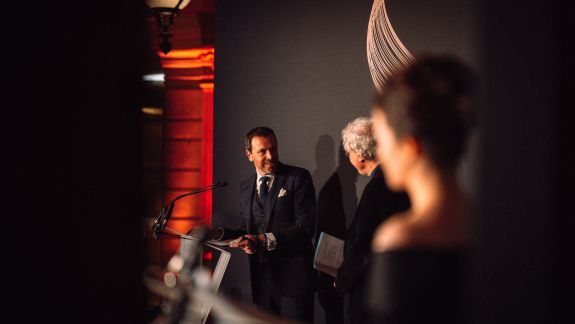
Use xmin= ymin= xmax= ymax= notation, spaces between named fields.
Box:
xmin=159 ymin=48 xmax=214 ymax=260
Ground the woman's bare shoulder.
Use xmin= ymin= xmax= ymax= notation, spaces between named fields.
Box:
xmin=372 ymin=209 xmax=469 ymax=252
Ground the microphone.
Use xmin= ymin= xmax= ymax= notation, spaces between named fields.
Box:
xmin=153 ymin=181 xmax=228 ymax=238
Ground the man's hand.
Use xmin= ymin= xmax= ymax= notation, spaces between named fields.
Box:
xmin=229 ymin=234 xmax=265 ymax=254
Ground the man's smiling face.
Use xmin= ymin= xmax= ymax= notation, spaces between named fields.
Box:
xmin=246 ymin=135 xmax=279 ymax=175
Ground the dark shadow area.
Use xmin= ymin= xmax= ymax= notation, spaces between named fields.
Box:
xmin=315 ymin=142 xmax=358 ymax=242
xmin=6 ymin=2 xmax=147 ymax=322
xmin=337 ymin=145 xmax=360 ymax=229
xmin=471 ymin=2 xmax=575 ymax=323
xmin=314 ymin=138 xmax=358 ymax=324
xmin=312 ymin=135 xmax=337 ymax=194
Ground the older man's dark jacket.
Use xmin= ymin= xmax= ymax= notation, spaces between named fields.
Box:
xmin=222 ymin=163 xmax=317 ymax=297
xmin=336 ymin=166 xmax=410 ymax=321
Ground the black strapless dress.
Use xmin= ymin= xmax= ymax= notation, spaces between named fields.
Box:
xmin=366 ymin=249 xmax=466 ymax=324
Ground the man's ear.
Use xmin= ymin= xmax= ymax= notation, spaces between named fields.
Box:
xmin=246 ymin=149 xmax=253 ymax=161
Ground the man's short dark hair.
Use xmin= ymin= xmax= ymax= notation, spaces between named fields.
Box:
xmin=245 ymin=127 xmax=277 ymax=152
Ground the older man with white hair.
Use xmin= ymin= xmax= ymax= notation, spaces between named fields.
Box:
xmin=335 ymin=117 xmax=410 ymax=323
xmin=341 ymin=117 xmax=379 ymax=176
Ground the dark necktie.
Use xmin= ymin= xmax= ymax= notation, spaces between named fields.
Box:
xmin=259 ymin=176 xmax=270 ymax=202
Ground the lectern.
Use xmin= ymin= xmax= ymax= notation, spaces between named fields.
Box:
xmin=179 ymin=238 xmax=231 ymax=323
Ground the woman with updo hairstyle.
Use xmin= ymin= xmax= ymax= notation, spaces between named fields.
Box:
xmin=367 ymin=55 xmax=475 ymax=323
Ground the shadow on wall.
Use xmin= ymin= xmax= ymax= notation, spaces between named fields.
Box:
xmin=312 ymin=135 xmax=337 ymax=194
xmin=313 ymin=135 xmax=359 ymax=233
xmin=337 ymin=144 xmax=360 ymax=228
xmin=312 ymin=135 xmax=358 ymax=324
xmin=314 ymin=139 xmax=358 ymax=241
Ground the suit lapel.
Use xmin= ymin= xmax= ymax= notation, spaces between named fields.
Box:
xmin=264 ymin=165 xmax=286 ymax=231
xmin=244 ymin=174 xmax=256 ymax=233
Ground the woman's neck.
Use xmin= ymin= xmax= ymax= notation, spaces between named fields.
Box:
xmin=405 ymin=161 xmax=461 ymax=220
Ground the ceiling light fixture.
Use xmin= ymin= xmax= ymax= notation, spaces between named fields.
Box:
xmin=145 ymin=0 xmax=191 ymax=54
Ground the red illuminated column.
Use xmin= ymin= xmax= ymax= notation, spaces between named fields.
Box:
xmin=159 ymin=48 xmax=214 ymax=260
xmin=199 ymin=82 xmax=214 ymax=225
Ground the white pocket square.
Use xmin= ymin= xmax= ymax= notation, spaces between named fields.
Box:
xmin=278 ymin=188 xmax=288 ymax=198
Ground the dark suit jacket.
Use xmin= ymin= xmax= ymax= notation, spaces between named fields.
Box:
xmin=222 ymin=163 xmax=317 ymax=296
xmin=335 ymin=167 xmax=410 ymax=303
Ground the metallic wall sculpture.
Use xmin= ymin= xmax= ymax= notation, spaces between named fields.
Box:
xmin=367 ymin=0 xmax=414 ymax=93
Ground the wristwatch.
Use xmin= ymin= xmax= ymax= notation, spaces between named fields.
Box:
xmin=263 ymin=232 xmax=277 ymax=251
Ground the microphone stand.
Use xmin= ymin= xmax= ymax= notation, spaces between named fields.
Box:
xmin=151 ymin=181 xmax=227 ymax=324
xmin=153 ymin=181 xmax=227 ymax=240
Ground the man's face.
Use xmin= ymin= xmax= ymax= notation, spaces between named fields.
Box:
xmin=246 ymin=135 xmax=279 ymax=175
xmin=347 ymin=150 xmax=368 ymax=176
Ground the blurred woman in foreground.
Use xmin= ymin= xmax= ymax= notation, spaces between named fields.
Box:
xmin=368 ymin=55 xmax=475 ymax=323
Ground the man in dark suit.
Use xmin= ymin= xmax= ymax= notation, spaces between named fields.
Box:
xmin=212 ymin=127 xmax=317 ymax=322
xmin=335 ymin=118 xmax=410 ymax=323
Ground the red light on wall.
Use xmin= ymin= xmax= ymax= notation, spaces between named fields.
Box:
xmin=200 ymin=82 xmax=214 ymax=225
xmin=159 ymin=47 xmax=214 ymax=263
xmin=159 ymin=48 xmax=215 ymax=70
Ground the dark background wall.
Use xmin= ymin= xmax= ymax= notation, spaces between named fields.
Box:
xmin=213 ymin=0 xmax=480 ymax=322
